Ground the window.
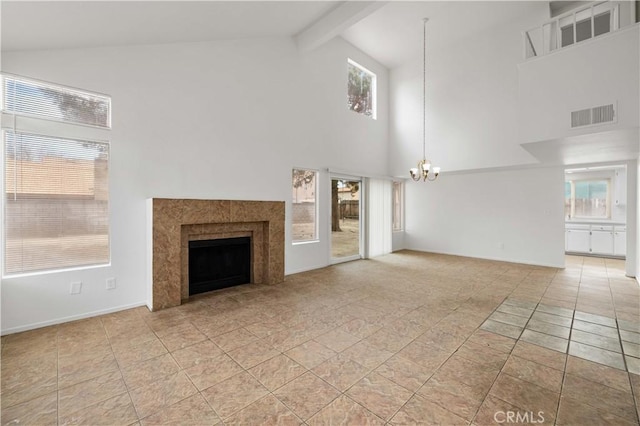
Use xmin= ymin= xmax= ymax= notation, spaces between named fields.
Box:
xmin=564 ymin=181 xmax=572 ymax=219
xmin=292 ymin=169 xmax=317 ymax=242
xmin=3 ymin=75 xmax=110 ymax=128
xmin=2 ymin=74 xmax=111 ymax=275
xmin=347 ymin=59 xmax=376 ymax=119
xmin=524 ymin=2 xmax=619 ymax=58
xmin=392 ymin=181 xmax=403 ymax=231
xmin=565 ymin=179 xmax=610 ymax=219
xmin=559 ymin=3 xmax=615 ymax=48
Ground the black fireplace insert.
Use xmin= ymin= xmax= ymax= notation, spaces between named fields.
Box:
xmin=188 ymin=237 xmax=251 ymax=295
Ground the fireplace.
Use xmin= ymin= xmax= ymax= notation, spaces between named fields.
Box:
xmin=188 ymin=237 xmax=251 ymax=295
xmin=147 ymin=198 xmax=285 ymax=311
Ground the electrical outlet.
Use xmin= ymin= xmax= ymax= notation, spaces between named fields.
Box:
xmin=70 ymin=282 xmax=82 ymax=294
xmin=106 ymin=277 xmax=116 ymax=290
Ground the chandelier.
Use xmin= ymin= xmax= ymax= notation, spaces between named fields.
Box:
xmin=409 ymin=18 xmax=440 ymax=182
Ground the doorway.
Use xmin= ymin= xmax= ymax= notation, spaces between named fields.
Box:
xmin=564 ymin=164 xmax=627 ymax=259
xmin=331 ymin=177 xmax=362 ymax=262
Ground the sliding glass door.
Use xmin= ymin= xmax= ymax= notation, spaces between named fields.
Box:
xmin=331 ymin=177 xmax=362 ymax=262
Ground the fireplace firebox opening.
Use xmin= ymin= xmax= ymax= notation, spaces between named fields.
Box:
xmin=188 ymin=237 xmax=251 ymax=295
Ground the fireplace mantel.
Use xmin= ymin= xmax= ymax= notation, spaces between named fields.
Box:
xmin=146 ymin=198 xmax=285 ymax=311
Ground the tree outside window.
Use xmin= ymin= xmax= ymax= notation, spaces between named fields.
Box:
xmin=347 ymin=59 xmax=376 ymax=119
xmin=292 ymin=169 xmax=317 ymax=242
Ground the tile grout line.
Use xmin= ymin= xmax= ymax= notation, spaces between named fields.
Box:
xmin=606 ymin=261 xmax=640 ymax=425
xmin=103 ymin=313 xmax=144 ymax=425
xmin=552 ymin=282 xmax=576 ymax=426
xmin=465 ymin=271 xmax=537 ymax=424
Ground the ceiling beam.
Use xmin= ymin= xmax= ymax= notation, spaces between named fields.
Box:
xmin=295 ymin=1 xmax=388 ymax=53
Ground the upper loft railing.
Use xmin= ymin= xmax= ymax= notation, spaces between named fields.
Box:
xmin=523 ymin=1 xmax=620 ymax=59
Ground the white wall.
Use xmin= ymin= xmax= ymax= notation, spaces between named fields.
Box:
xmin=405 ymin=167 xmax=566 ymax=268
xmin=389 ymin=7 xmax=566 ymax=267
xmin=1 ymin=36 xmax=389 ymax=333
xmin=518 ymin=24 xmax=639 ymax=144
xmin=390 ymin=8 xmax=636 ymax=270
xmin=389 ymin=7 xmax=548 ymax=176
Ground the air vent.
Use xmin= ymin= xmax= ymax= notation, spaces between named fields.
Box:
xmin=592 ymin=104 xmax=615 ymax=124
xmin=571 ymin=108 xmax=591 ymax=128
xmin=570 ymin=103 xmax=616 ymax=128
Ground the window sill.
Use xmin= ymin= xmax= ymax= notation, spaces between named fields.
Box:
xmin=292 ymin=239 xmax=320 ymax=246
xmin=3 ymin=262 xmax=111 ymax=280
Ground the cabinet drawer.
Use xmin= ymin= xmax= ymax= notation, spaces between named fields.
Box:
xmin=592 ymin=225 xmax=614 ymax=231
xmin=566 ymin=224 xmax=590 ymax=231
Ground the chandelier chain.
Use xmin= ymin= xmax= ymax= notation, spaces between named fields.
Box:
xmin=423 ymin=17 xmax=427 ymax=161
xmin=408 ymin=17 xmax=439 ymax=182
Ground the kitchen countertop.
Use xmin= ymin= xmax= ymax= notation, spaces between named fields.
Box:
xmin=566 ymin=220 xmax=626 ymax=226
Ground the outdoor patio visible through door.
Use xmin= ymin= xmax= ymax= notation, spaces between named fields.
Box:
xmin=331 ymin=177 xmax=361 ymax=262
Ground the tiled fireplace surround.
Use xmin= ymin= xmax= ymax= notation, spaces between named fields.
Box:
xmin=148 ymin=199 xmax=285 ymax=311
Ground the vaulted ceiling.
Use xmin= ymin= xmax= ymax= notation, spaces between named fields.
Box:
xmin=1 ymin=1 xmax=546 ymax=70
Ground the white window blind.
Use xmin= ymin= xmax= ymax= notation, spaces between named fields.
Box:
xmin=4 ymin=131 xmax=110 ymax=275
xmin=392 ymin=181 xmax=403 ymax=231
xmin=2 ymin=75 xmax=111 ymax=128
xmin=368 ymin=178 xmax=392 ymax=258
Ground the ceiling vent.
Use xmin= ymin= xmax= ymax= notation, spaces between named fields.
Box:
xmin=570 ymin=103 xmax=616 ymax=128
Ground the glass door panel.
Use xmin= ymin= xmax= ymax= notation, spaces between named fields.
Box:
xmin=331 ymin=178 xmax=361 ymax=261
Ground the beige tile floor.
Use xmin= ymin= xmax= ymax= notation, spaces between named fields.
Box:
xmin=2 ymin=251 xmax=640 ymax=425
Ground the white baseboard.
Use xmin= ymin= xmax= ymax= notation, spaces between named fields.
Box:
xmin=1 ymin=301 xmax=149 ymax=336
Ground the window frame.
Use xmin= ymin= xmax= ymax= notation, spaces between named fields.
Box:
xmin=291 ymin=168 xmax=319 ymax=244
xmin=1 ymin=73 xmax=112 ymax=277
xmin=347 ymin=58 xmax=377 ymax=120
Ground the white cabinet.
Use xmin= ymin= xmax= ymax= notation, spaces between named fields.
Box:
xmin=614 ymin=226 xmax=627 ymax=256
xmin=566 ymin=228 xmax=591 ymax=252
xmin=591 ymin=227 xmax=614 ymax=254
xmin=565 ymin=223 xmax=625 ymax=257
